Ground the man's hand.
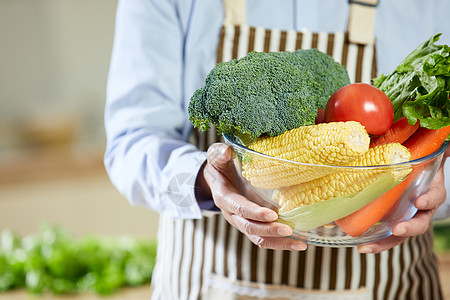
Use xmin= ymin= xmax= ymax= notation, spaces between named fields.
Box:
xmin=358 ymin=164 xmax=447 ymax=253
xmin=203 ymin=143 xmax=307 ymax=251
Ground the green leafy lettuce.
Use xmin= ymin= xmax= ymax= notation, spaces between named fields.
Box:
xmin=0 ymin=225 xmax=157 ymax=295
xmin=373 ymin=33 xmax=450 ymax=129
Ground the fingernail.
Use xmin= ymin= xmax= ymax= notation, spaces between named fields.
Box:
xmin=291 ymin=243 xmax=307 ymax=251
xmin=211 ymin=144 xmax=227 ymax=159
xmin=264 ymin=210 xmax=278 ymax=221
xmin=277 ymin=227 xmax=292 ymax=236
xmin=359 ymin=246 xmax=372 ymax=253
xmin=219 ymin=145 xmax=228 ymax=156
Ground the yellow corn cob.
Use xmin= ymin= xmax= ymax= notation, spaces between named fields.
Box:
xmin=241 ymin=121 xmax=370 ymax=188
xmin=276 ymin=143 xmax=411 ymax=213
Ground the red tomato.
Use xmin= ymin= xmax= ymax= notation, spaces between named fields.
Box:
xmin=324 ymin=83 xmax=394 ymax=136
xmin=315 ymin=108 xmax=326 ymax=124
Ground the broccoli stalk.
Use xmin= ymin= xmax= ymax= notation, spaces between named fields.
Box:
xmin=188 ymin=49 xmax=350 ymax=139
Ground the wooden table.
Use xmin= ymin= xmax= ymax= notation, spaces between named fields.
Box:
xmin=1 ymin=253 xmax=450 ymax=299
xmin=438 ymin=252 xmax=450 ymax=300
xmin=0 ymin=286 xmax=152 ymax=300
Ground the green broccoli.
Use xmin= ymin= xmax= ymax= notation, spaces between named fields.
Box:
xmin=188 ymin=49 xmax=350 ymax=139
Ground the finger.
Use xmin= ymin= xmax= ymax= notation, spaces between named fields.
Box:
xmin=391 ymin=210 xmax=434 ymax=237
xmin=206 ymin=143 xmax=240 ymax=188
xmin=226 ymin=213 xmax=293 ymax=237
xmin=213 ymin=182 xmax=278 ymax=221
xmin=415 ymin=169 xmax=446 ymax=210
xmin=358 ymin=235 xmax=406 ymax=254
xmin=359 ymin=161 xmax=447 ymax=254
xmin=206 ymin=143 xmax=234 ymax=177
xmin=247 ymin=235 xmax=307 ymax=251
xmin=204 ymin=163 xmax=278 ymax=222
xmin=444 ymin=146 xmax=450 ymax=159
xmin=207 ymin=143 xmax=230 ymax=161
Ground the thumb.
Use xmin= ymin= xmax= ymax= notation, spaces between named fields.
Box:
xmin=207 ymin=143 xmax=233 ymax=173
xmin=206 ymin=143 xmax=239 ymax=188
xmin=206 ymin=143 xmax=237 ymax=186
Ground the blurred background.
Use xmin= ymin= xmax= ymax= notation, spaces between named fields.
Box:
xmin=1 ymin=1 xmax=450 ymax=299
xmin=0 ymin=1 xmax=157 ymax=298
xmin=0 ymin=0 xmax=160 ymax=237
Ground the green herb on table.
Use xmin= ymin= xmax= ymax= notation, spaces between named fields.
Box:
xmin=0 ymin=225 xmax=157 ymax=295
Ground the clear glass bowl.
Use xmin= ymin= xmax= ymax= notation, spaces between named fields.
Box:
xmin=223 ymin=134 xmax=448 ymax=247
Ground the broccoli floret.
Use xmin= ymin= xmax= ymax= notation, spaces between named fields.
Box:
xmin=188 ymin=49 xmax=350 ymax=138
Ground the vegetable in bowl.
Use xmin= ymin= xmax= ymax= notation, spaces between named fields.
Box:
xmin=188 ymin=49 xmax=351 ymax=139
xmin=224 ymin=132 xmax=447 ymax=245
xmin=324 ymin=83 xmax=394 ymax=136
xmin=373 ymin=33 xmax=450 ymax=130
xmin=189 ymin=34 xmax=450 ymax=246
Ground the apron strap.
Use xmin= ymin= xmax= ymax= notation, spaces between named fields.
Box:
xmin=223 ymin=0 xmax=377 ymax=44
xmin=347 ymin=0 xmax=379 ymax=45
xmin=223 ymin=0 xmax=246 ymax=25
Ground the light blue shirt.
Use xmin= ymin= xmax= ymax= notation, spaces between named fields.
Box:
xmin=105 ymin=0 xmax=450 ymax=219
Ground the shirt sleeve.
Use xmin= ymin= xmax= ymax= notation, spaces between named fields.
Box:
xmin=104 ymin=0 xmax=212 ymax=219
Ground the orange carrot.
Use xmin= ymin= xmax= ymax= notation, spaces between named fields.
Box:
xmin=370 ymin=117 xmax=420 ymax=148
xmin=336 ymin=125 xmax=450 ymax=237
xmin=403 ymin=125 xmax=450 ymax=160
xmin=336 ymin=171 xmax=415 ymax=237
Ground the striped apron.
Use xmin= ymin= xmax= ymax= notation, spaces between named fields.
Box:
xmin=151 ymin=1 xmax=443 ymax=299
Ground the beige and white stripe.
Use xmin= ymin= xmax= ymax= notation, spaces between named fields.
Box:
xmin=152 ymin=22 xmax=442 ymax=300
xmin=217 ymin=25 xmax=377 ymax=83
xmin=151 ymin=214 xmax=442 ymax=299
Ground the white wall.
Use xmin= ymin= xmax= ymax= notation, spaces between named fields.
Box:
xmin=0 ymin=1 xmax=164 ymax=238
xmin=0 ymin=0 xmax=118 ymax=147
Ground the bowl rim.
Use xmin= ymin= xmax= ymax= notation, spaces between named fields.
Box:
xmin=223 ymin=134 xmax=448 ymax=170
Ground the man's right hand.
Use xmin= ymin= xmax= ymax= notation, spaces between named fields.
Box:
xmin=202 ymin=143 xmax=307 ymax=251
